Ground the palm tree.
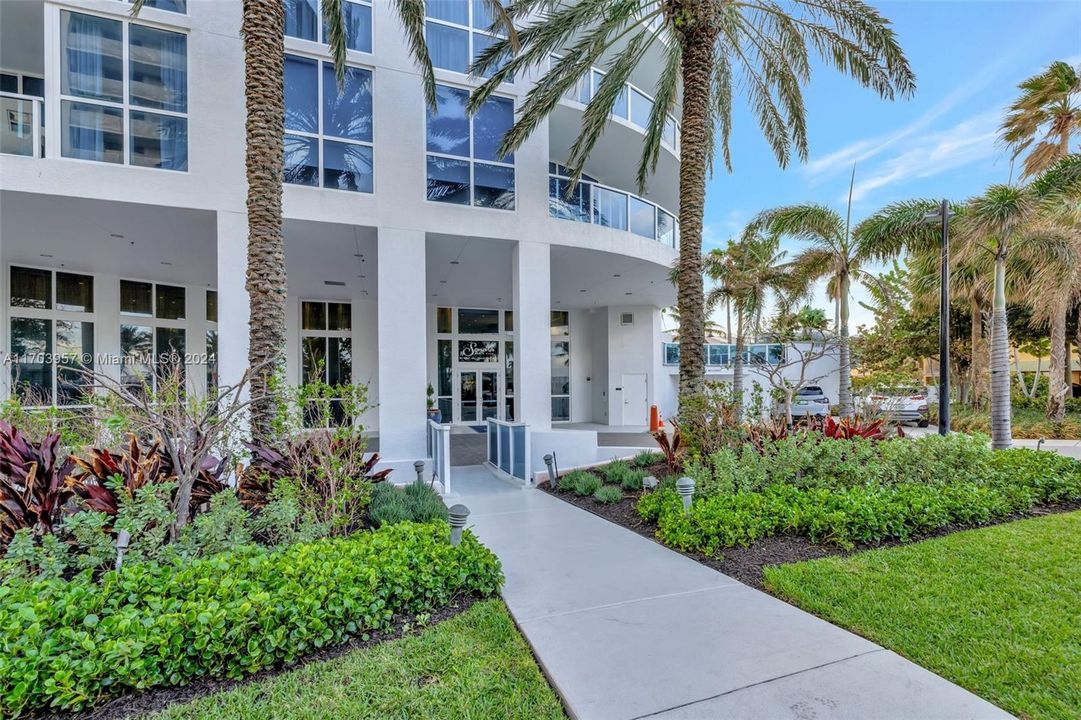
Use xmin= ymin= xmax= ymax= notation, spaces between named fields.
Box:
xmin=704 ymin=233 xmax=803 ymax=420
xmin=752 ymin=171 xmax=899 ymax=417
xmin=665 ymin=306 xmax=724 ymax=340
xmin=1001 ymin=61 xmax=1080 ymax=180
xmin=1028 ymin=154 xmax=1081 ymax=419
xmin=467 ymin=0 xmax=914 ymax=415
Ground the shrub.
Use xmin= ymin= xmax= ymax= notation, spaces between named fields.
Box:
xmin=369 ymin=482 xmax=449 ymax=528
xmin=0 ymin=522 xmax=502 ymax=717
xmin=631 ymin=450 xmax=664 ymax=468
xmin=563 ymin=470 xmax=601 ymax=497
xmin=642 ymin=444 xmax=1081 ymax=554
xmin=621 ymin=469 xmax=645 ymax=492
xmin=600 ymin=460 xmax=631 ymax=485
xmin=0 ymin=420 xmax=76 ymax=546
xmin=593 ymin=486 xmax=623 ymax=504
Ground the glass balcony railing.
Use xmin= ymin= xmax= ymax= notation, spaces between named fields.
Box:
xmin=549 ymin=167 xmax=678 ymax=247
xmin=1 ymin=92 xmax=43 ymax=158
xmin=662 ymin=342 xmax=785 ymax=367
xmin=549 ymin=55 xmax=680 ymax=152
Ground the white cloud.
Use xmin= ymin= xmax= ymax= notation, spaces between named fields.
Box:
xmin=846 ymin=108 xmax=1002 ymax=203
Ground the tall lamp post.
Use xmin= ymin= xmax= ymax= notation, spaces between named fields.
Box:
xmin=925 ymin=200 xmax=954 ymax=435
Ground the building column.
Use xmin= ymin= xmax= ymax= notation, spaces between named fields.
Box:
xmin=377 ymin=227 xmax=427 ymax=461
xmin=215 ymin=210 xmax=249 ymax=390
xmin=513 ymin=240 xmax=551 ymax=430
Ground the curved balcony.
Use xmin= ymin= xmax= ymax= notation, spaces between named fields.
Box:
xmin=549 ymin=55 xmax=680 ymax=154
xmin=548 ymin=167 xmax=678 ymax=248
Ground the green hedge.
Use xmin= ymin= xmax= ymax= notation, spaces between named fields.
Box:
xmin=0 ymin=523 xmax=502 ymax=717
xmin=639 ymin=447 xmax=1081 ymax=554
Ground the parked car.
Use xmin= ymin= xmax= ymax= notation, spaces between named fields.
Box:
xmin=775 ymin=385 xmax=831 ymax=420
xmin=858 ymin=386 xmax=930 ymax=426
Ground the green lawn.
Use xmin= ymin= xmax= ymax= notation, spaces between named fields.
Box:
xmin=148 ymin=600 xmax=565 ymax=720
xmin=765 ymin=512 xmax=1081 ymax=720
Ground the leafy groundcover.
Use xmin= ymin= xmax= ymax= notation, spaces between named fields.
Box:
xmin=0 ymin=522 xmax=503 ymax=717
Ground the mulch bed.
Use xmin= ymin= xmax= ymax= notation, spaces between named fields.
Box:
xmin=540 ymin=464 xmax=1081 ymax=590
xmin=37 ymin=596 xmax=482 ymax=720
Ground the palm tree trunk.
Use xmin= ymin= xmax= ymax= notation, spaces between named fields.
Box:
xmin=837 ymin=273 xmax=853 ymax=417
xmin=243 ymin=0 xmax=288 ymax=442
xmin=990 ymin=253 xmax=1012 ymax=449
xmin=969 ymin=298 xmax=982 ymax=408
xmin=1047 ymin=298 xmax=1068 ymax=420
xmin=733 ymin=311 xmax=745 ymax=422
xmin=674 ymin=15 xmax=718 ymax=413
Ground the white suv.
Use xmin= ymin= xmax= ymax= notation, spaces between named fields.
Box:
xmin=859 ymin=387 xmax=930 ymax=426
xmin=776 ymin=385 xmax=831 ymax=420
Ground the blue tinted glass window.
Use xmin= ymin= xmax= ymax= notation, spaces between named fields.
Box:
xmin=61 ymin=12 xmax=123 ymax=103
xmin=426 ymin=156 xmax=470 ymax=204
xmin=321 ymin=63 xmax=372 ymax=141
xmin=285 ymin=0 xmax=318 ymax=41
xmin=427 ymin=85 xmax=470 ymax=156
xmin=140 ymin=0 xmax=187 ymax=12
xmin=657 ymin=210 xmax=675 ymax=246
xmin=285 ymin=134 xmax=318 ymax=185
xmin=0 ymin=74 xmax=16 ymax=93
xmin=472 ymin=95 xmax=513 ymax=162
xmin=629 ymin=196 xmax=655 ymax=239
xmin=323 ymin=140 xmax=373 ymax=192
xmin=472 ymin=0 xmax=494 ymax=29
xmin=593 ymin=186 xmax=628 ymax=230
xmin=284 ymin=55 xmax=318 ymax=133
xmin=129 ymin=111 xmax=187 ymax=170
xmin=474 ymin=162 xmax=514 ymax=209
xmin=631 ymin=87 xmax=652 ymax=128
xmin=472 ymin=32 xmax=512 ymax=80
xmin=427 ymin=22 xmax=469 ymax=73
xmin=343 ymin=1 xmax=372 ymax=53
xmin=23 ymin=76 xmax=44 ymax=98
xmin=61 ymin=101 xmax=123 ymax=163
xmin=129 ymin=25 xmax=187 ymax=112
xmin=428 ymin=0 xmax=469 ymax=24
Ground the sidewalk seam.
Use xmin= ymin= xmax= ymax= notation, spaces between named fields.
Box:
xmin=514 ymin=582 xmax=742 ymax=624
xmin=626 ymin=649 xmax=885 ymax=720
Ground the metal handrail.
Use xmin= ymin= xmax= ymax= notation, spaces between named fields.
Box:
xmin=549 ymin=173 xmax=679 ymax=247
xmin=0 ymin=91 xmax=43 ymax=159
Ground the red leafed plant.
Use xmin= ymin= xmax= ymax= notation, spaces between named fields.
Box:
xmin=238 ymin=434 xmax=391 ymax=511
xmin=651 ymin=422 xmax=685 ymax=473
xmin=0 ymin=420 xmax=77 ymax=546
xmin=819 ymin=416 xmax=903 ymax=441
xmin=69 ymin=433 xmax=227 ymax=516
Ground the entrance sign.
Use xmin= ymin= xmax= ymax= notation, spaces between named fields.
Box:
xmin=458 ymin=340 xmax=499 ymax=363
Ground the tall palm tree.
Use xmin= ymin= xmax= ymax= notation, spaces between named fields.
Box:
xmin=752 ymin=171 xmax=899 ymax=417
xmin=1001 ymin=61 xmax=1080 ymax=180
xmin=704 ymin=233 xmax=803 ymax=420
xmin=467 ymin=0 xmax=914 ymax=415
xmin=1028 ymin=154 xmax=1081 ymax=419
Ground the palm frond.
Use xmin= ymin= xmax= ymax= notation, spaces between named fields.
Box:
xmin=322 ymin=0 xmax=347 ymax=88
xmin=636 ymin=38 xmax=681 ymax=192
xmin=392 ymin=0 xmax=438 ymax=108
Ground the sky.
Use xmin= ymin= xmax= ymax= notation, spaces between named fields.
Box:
xmin=700 ymin=0 xmax=1081 ymax=333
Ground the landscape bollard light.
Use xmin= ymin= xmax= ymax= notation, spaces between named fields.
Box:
xmin=115 ymin=529 xmax=131 ymax=571
xmin=1037 ymin=438 xmax=1045 ymax=452
xmin=543 ymin=454 xmax=556 ymax=487
xmin=414 ymin=460 xmax=426 ymax=485
xmin=676 ymin=477 xmax=695 ymax=514
xmin=448 ymin=504 xmax=470 ymax=546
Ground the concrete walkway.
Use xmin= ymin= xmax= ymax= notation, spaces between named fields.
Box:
xmin=454 ymin=465 xmax=1011 ymax=720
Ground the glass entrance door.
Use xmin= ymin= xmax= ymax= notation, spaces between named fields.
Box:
xmin=457 ymin=369 xmax=500 ymax=423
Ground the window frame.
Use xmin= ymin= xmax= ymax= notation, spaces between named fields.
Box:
xmin=6 ymin=264 xmax=96 ymax=408
xmin=299 ymin=299 xmax=353 ymax=386
xmin=284 ymin=50 xmax=376 ymax=194
xmin=424 ymin=1 xmax=513 ymax=83
xmin=284 ymin=0 xmax=374 ymax=56
xmin=425 ymin=81 xmax=515 ymax=210
xmin=118 ymin=278 xmax=189 ymax=394
xmin=56 ymin=8 xmax=189 ymax=170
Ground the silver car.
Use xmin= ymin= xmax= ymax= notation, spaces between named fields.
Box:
xmin=776 ymin=385 xmax=831 ymax=419
xmin=859 ymin=387 xmax=930 ymax=426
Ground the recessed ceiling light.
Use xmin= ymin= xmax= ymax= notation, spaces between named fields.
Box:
xmin=613 ymin=274 xmax=621 ymax=278
xmin=440 ymin=280 xmax=447 ymax=284
xmin=357 ymin=274 xmax=366 ymax=279
xmin=625 ymin=292 xmax=633 ymax=295
xmin=110 ymin=233 xmax=124 ymax=238
xmin=353 ymin=253 xmax=363 ymax=257
xmin=161 ymin=261 xmax=172 ymax=266
xmin=450 ymin=260 xmax=460 ymax=265
xmin=324 ymin=280 xmax=346 ymax=286
xmin=432 ymin=293 xmax=438 ymax=297
xmin=39 ymin=253 xmax=53 ymax=258
xmin=579 ymin=289 xmax=587 ymax=292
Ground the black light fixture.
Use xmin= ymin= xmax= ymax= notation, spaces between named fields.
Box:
xmin=924 ymin=199 xmax=954 ymax=435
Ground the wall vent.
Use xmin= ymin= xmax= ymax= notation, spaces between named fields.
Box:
xmin=620 ymin=312 xmax=634 ymax=326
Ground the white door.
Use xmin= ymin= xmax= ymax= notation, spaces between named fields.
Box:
xmin=621 ymin=373 xmax=648 ymax=426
